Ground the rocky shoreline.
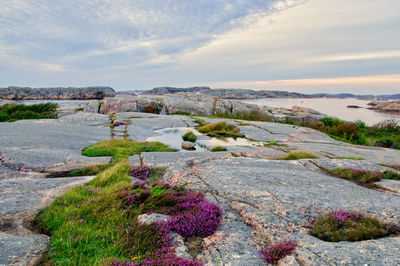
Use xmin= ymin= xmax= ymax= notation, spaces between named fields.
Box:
xmin=0 ymin=104 xmax=399 ymax=264
xmin=367 ymin=100 xmax=400 ymax=114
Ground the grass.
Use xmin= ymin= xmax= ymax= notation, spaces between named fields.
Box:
xmin=329 ymin=168 xmax=382 ymax=185
xmin=297 ymin=118 xmax=400 ymax=150
xmin=382 ymin=171 xmax=400 ymax=180
xmin=336 ymin=156 xmax=365 ymax=160
xmin=277 ymin=151 xmax=318 ymax=160
xmin=264 ymin=141 xmax=288 ymax=147
xmin=214 ymin=110 xmax=273 ymax=122
xmin=196 ymin=121 xmax=244 ymax=139
xmin=210 ymin=146 xmax=227 ymax=152
xmin=0 ymin=103 xmax=58 ymax=122
xmin=182 ymin=131 xmax=197 ymax=142
xmin=81 ymin=139 xmax=177 ymax=160
xmin=33 ymin=161 xmax=166 ymax=265
xmin=312 ymin=211 xmax=389 ymax=242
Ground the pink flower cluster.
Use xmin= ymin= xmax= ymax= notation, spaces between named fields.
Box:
xmin=328 ymin=210 xmax=361 ymax=223
xmin=259 ymin=239 xmax=298 ymax=264
xmin=345 ymin=168 xmax=382 ymax=180
xmin=129 ymin=165 xmax=151 ymax=180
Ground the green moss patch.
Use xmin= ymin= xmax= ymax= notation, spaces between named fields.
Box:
xmin=277 ymin=151 xmax=318 ymax=160
xmin=182 ymin=131 xmax=197 ymax=142
xmin=81 ymin=139 xmax=177 ymax=160
xmin=210 ymin=146 xmax=227 ymax=152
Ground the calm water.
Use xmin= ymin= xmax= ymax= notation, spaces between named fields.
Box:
xmin=241 ymin=98 xmax=400 ymax=126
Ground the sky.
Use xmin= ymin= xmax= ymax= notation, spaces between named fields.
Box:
xmin=0 ymin=0 xmax=399 ymax=94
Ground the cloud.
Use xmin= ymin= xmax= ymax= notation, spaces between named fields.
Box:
xmin=0 ymin=0 xmax=399 ymax=93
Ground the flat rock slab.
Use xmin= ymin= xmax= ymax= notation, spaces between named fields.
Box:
xmin=163 ymin=157 xmax=400 ymax=265
xmin=292 ymin=142 xmax=400 ymax=165
xmin=0 ymin=176 xmax=94 ymax=215
xmin=129 ymin=152 xmax=230 ymax=166
xmin=0 ymin=233 xmax=49 ymax=266
xmin=0 ymin=113 xmax=110 ymax=170
xmin=127 ymin=116 xmax=188 ymax=141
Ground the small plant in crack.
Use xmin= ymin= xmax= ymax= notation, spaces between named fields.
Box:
xmin=129 ymin=165 xmax=151 ymax=180
xmin=312 ymin=210 xmax=392 ymax=242
xmin=259 ymin=239 xmax=298 ymax=264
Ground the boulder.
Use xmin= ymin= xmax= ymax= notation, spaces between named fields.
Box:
xmin=181 ymin=141 xmax=196 ymax=150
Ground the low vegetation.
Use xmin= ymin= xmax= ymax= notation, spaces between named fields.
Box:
xmin=210 ymin=146 xmax=227 ymax=152
xmin=335 ymin=156 xmax=365 ymax=160
xmin=299 ymin=118 xmax=400 ymax=149
xmin=182 ymin=131 xmax=197 ymax=142
xmin=36 ymin=136 xmax=223 ymax=264
xmin=214 ymin=110 xmax=273 ymax=122
xmin=0 ymin=103 xmax=58 ymax=122
xmin=278 ymin=150 xmax=318 ymax=160
xmin=196 ymin=121 xmax=244 ymax=139
xmin=312 ymin=210 xmax=389 ymax=242
xmin=329 ymin=168 xmax=400 ymax=184
xmin=81 ymin=139 xmax=177 ymax=160
xmin=264 ymin=141 xmax=288 ymax=147
xmin=259 ymin=239 xmax=297 ymax=264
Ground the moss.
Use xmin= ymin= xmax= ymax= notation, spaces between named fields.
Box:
xmin=182 ymin=131 xmax=197 ymax=142
xmin=81 ymin=139 xmax=177 ymax=160
xmin=210 ymin=146 xmax=227 ymax=152
xmin=278 ymin=151 xmax=318 ymax=160
xmin=264 ymin=141 xmax=288 ymax=147
xmin=196 ymin=121 xmax=244 ymax=139
xmin=312 ymin=212 xmax=389 ymax=242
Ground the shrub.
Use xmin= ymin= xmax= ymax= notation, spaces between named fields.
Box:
xmin=196 ymin=121 xmax=244 ymax=139
xmin=129 ymin=165 xmax=151 ymax=180
xmin=312 ymin=211 xmax=388 ymax=242
xmin=0 ymin=103 xmax=58 ymax=122
xmin=214 ymin=110 xmax=273 ymax=122
xmin=330 ymin=168 xmax=382 ymax=184
xmin=166 ymin=201 xmax=223 ymax=238
xmin=210 ymin=146 xmax=227 ymax=152
xmin=182 ymin=131 xmax=197 ymax=142
xmin=259 ymin=239 xmax=297 ymax=264
xmin=320 ymin=117 xmax=344 ymax=127
xmin=144 ymin=105 xmax=159 ymax=114
xmin=382 ymin=171 xmax=400 ymax=180
xmin=278 ymin=151 xmax=318 ymax=160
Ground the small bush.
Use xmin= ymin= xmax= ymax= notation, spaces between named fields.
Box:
xmin=129 ymin=165 xmax=151 ymax=180
xmin=312 ymin=211 xmax=388 ymax=242
xmin=210 ymin=146 xmax=227 ymax=152
xmin=144 ymin=105 xmax=159 ymax=114
xmin=197 ymin=121 xmax=244 ymax=139
xmin=330 ymin=168 xmax=382 ymax=184
xmin=0 ymin=103 xmax=58 ymax=122
xmin=113 ymin=121 xmax=126 ymax=127
xmin=382 ymin=171 xmax=400 ymax=180
xmin=182 ymin=131 xmax=197 ymax=142
xmin=278 ymin=151 xmax=318 ymax=160
xmin=259 ymin=239 xmax=297 ymax=264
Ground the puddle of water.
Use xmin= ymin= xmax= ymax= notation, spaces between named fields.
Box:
xmin=145 ymin=127 xmax=262 ymax=152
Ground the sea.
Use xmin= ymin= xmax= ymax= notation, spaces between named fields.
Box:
xmin=240 ymin=98 xmax=400 ymax=126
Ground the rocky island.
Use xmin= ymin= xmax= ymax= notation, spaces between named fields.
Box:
xmin=0 ymin=89 xmax=400 ymax=265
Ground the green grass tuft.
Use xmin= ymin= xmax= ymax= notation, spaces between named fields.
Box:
xmin=278 ymin=151 xmax=318 ymax=160
xmin=329 ymin=168 xmax=382 ymax=184
xmin=336 ymin=156 xmax=365 ymax=160
xmin=182 ymin=131 xmax=197 ymax=142
xmin=81 ymin=139 xmax=177 ymax=159
xmin=210 ymin=146 xmax=227 ymax=152
xmin=196 ymin=121 xmax=244 ymax=139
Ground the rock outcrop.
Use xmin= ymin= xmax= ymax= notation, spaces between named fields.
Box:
xmin=0 ymin=86 xmax=115 ymax=100
xmin=1 ymin=111 xmax=400 ymax=264
xmin=367 ymin=100 xmax=400 ymax=113
xmin=144 ymin=86 xmax=211 ymax=95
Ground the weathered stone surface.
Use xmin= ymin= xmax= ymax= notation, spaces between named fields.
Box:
xmin=0 ymin=112 xmax=110 ymax=170
xmin=137 ymin=213 xmax=170 ymax=226
xmin=163 ymin=157 xmax=400 ymax=265
xmin=0 ymin=86 xmax=115 ymax=100
xmin=0 ymin=233 xmax=50 ymax=266
xmin=367 ymin=100 xmax=400 ymax=113
xmin=181 ymin=141 xmax=196 ymax=150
